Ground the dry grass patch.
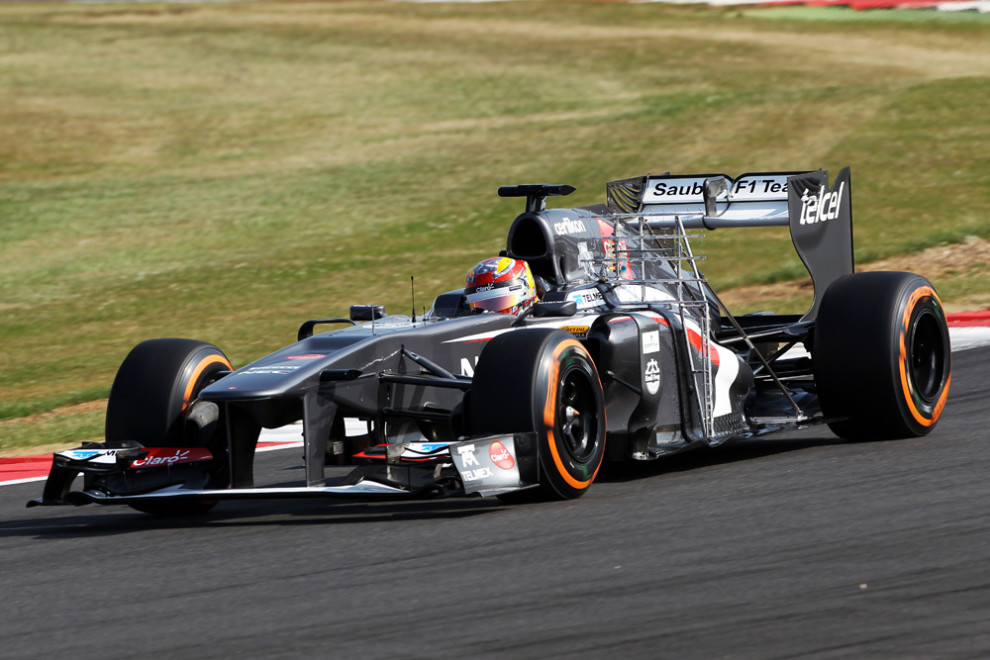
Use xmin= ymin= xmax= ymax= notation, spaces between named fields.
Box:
xmin=720 ymin=236 xmax=990 ymax=314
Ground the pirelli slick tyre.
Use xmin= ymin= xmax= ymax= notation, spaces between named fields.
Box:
xmin=105 ymin=338 xmax=232 ymax=515
xmin=813 ymin=272 xmax=951 ymax=441
xmin=469 ymin=329 xmax=606 ymax=500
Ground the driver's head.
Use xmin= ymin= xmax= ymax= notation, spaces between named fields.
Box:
xmin=464 ymin=257 xmax=537 ymax=315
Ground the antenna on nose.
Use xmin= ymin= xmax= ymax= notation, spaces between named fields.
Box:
xmin=410 ymin=276 xmax=416 ymax=323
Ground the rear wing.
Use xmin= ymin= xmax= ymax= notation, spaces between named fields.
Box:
xmin=604 ymin=168 xmax=854 ymax=320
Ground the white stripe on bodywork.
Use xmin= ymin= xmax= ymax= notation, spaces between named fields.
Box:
xmin=712 ymin=342 xmax=741 ymax=417
xmin=678 ymin=316 xmax=741 ymax=419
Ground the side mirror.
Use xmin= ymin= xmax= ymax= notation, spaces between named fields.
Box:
xmin=532 ymin=301 xmax=577 ymax=318
xmin=297 ymin=318 xmax=356 ymax=341
xmin=350 ymin=305 xmax=386 ymax=322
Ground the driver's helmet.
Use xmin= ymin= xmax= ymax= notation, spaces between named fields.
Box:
xmin=464 ymin=257 xmax=537 ymax=315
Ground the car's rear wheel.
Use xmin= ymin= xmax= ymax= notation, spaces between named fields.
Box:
xmin=105 ymin=338 xmax=231 ymax=515
xmin=469 ymin=329 xmax=606 ymax=500
xmin=813 ymin=271 xmax=951 ymax=440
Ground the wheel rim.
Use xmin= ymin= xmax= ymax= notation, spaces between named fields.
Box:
xmin=556 ymin=365 xmax=600 ymax=463
xmin=909 ymin=309 xmax=946 ymax=403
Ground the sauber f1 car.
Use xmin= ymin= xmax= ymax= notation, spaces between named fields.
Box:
xmin=29 ymin=168 xmax=951 ymax=515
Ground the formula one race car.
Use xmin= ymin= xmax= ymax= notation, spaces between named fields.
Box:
xmin=29 ymin=168 xmax=951 ymax=515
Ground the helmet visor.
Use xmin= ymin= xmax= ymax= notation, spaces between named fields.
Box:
xmin=465 ymin=286 xmax=530 ymax=313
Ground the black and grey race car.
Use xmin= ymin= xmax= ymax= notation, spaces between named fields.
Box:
xmin=29 ymin=168 xmax=951 ymax=514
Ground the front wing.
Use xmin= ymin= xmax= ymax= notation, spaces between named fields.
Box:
xmin=27 ymin=433 xmax=540 ymax=508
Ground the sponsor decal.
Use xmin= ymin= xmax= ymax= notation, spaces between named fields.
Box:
xmin=569 ymin=290 xmax=604 ymax=309
xmin=799 ymin=180 xmax=845 ymax=225
xmin=461 ymin=467 xmax=494 ymax=482
xmin=643 ymin=173 xmax=798 ymax=205
xmin=60 ymin=450 xmax=102 ymax=461
xmin=593 ymin=220 xmax=633 ymax=280
xmin=459 ymin=355 xmax=480 ymax=377
xmin=242 ymin=365 xmax=303 ymax=376
xmin=284 ymin=354 xmax=326 ymax=361
xmin=457 ymin=442 xmax=498 ymax=481
xmin=489 ymin=440 xmax=515 ymax=470
xmin=553 ymin=217 xmax=586 ymax=236
xmin=730 ymin=176 xmax=789 ymax=199
xmin=387 ymin=442 xmax=451 ymax=461
xmin=402 ymin=442 xmax=449 ymax=455
xmin=457 ymin=443 xmax=480 ymax=467
xmin=561 ymin=325 xmax=589 ymax=339
xmin=644 ymin=358 xmax=661 ymax=395
xmin=131 ymin=448 xmax=212 ymax=469
xmin=650 ymin=178 xmax=707 ymax=201
xmin=59 ymin=448 xmax=130 ymax=465
xmin=642 ymin=329 xmax=661 ymax=354
xmin=576 ymin=242 xmax=595 ymax=277
xmin=605 ymin=239 xmax=632 ymax=279
xmin=452 ymin=436 xmax=522 ymax=494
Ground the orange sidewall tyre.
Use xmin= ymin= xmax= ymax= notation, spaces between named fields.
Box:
xmin=813 ymin=272 xmax=951 ymax=440
xmin=469 ymin=329 xmax=606 ymax=500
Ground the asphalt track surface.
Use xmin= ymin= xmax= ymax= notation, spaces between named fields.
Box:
xmin=3 ymin=348 xmax=989 ymax=659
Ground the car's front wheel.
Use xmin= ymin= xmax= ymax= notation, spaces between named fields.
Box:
xmin=469 ymin=329 xmax=606 ymax=500
xmin=105 ymin=338 xmax=232 ymax=515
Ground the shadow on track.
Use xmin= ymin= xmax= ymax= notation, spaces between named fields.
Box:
xmin=4 ymin=497 xmax=506 ymax=539
xmin=597 ymin=430 xmax=847 ymax=482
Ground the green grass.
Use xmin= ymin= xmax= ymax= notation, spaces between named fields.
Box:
xmin=1 ymin=408 xmax=105 ymax=455
xmin=1 ymin=1 xmax=988 ymax=453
